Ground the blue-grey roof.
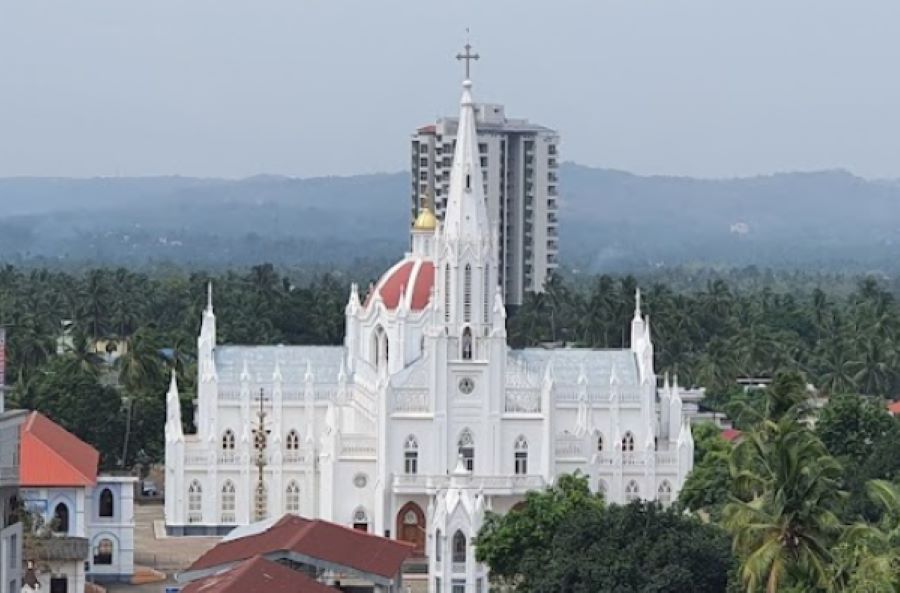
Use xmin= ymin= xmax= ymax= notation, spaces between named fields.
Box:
xmin=508 ymin=348 xmax=639 ymax=388
xmin=214 ymin=345 xmax=345 ymax=385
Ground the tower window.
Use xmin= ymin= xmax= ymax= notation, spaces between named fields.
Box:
xmin=466 ymin=174 xmax=471 ymax=191
xmin=458 ymin=429 xmax=474 ymax=471
xmin=463 ymin=264 xmax=472 ymax=322
xmin=404 ymin=435 xmax=419 ymax=475
xmin=514 ymin=436 xmax=528 ymax=475
xmin=461 ymin=327 xmax=473 ymax=360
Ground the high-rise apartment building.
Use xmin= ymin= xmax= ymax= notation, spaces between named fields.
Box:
xmin=410 ymin=102 xmax=559 ymax=307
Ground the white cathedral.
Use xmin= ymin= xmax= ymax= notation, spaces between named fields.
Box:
xmin=165 ymin=68 xmax=694 ymax=591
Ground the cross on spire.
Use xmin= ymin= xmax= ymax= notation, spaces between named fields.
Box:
xmin=456 ymin=40 xmax=479 ymax=80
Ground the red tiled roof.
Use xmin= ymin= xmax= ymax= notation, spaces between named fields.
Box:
xmin=887 ymin=401 xmax=900 ymax=415
xmin=182 ymin=556 xmax=338 ymax=593
xmin=720 ymin=428 xmax=743 ymax=443
xmin=188 ymin=515 xmax=414 ymax=581
xmin=365 ymin=258 xmax=435 ymax=312
xmin=417 ymin=124 xmax=436 ymax=134
xmin=20 ymin=411 xmax=98 ymax=487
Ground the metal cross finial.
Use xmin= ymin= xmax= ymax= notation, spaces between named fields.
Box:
xmin=456 ymin=40 xmax=479 ymax=80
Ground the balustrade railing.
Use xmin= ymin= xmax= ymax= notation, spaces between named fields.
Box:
xmin=339 ymin=435 xmax=376 ymax=457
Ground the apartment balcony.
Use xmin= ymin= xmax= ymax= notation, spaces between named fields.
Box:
xmin=548 ymin=144 xmax=557 ymax=156
xmin=548 ymin=158 xmax=558 ymax=168
xmin=38 ymin=536 xmax=90 ymax=561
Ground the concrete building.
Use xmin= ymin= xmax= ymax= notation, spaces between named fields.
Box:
xmin=410 ymin=52 xmax=559 ymax=307
xmin=0 ymin=409 xmax=27 ymax=593
xmin=19 ymin=411 xmax=136 ymax=592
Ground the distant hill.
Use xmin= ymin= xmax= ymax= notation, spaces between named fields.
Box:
xmin=1 ymin=165 xmax=898 ymax=276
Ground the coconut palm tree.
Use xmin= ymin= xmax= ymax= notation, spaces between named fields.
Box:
xmin=724 ymin=418 xmax=845 ymax=593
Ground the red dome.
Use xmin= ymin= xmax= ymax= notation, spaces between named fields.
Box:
xmin=366 ymin=258 xmax=435 ymax=311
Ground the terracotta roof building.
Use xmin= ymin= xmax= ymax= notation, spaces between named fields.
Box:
xmin=20 ymin=411 xmax=99 ymax=487
xmin=181 ymin=556 xmax=339 ymax=593
xmin=18 ymin=411 xmax=136 ymax=591
xmin=181 ymin=514 xmax=414 ymax=591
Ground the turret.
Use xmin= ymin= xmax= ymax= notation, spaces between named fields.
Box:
xmin=669 ymin=375 xmax=683 ymax=443
xmin=630 ymin=287 xmax=644 ymax=350
xmin=165 ymin=371 xmax=183 ymax=442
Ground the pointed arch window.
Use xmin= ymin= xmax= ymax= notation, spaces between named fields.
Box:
xmin=452 ymin=530 xmax=467 ymax=564
xmin=285 ymin=429 xmax=301 ymax=462
xmin=99 ymin=488 xmax=114 ymax=518
xmin=622 ymin=431 xmax=635 ymax=453
xmin=596 ymin=433 xmax=604 ymax=453
xmin=221 ymin=481 xmax=236 ymax=523
xmin=625 ymin=480 xmax=640 ymax=502
xmin=222 ymin=429 xmax=235 ymax=450
xmin=435 ymin=528 xmax=443 ymax=562
xmin=188 ymin=480 xmax=202 ymax=523
xmin=404 ymin=435 xmax=419 ymax=475
xmin=514 ymin=436 xmax=528 ymax=475
xmin=371 ymin=326 xmax=388 ymax=371
xmin=463 ymin=264 xmax=472 ymax=322
xmin=597 ymin=480 xmax=608 ymax=498
xmin=461 ymin=327 xmax=473 ymax=360
xmin=53 ymin=502 xmax=70 ymax=534
xmin=285 ymin=481 xmax=300 ymax=513
xmin=444 ymin=265 xmax=451 ymax=322
xmin=657 ymin=481 xmax=673 ymax=507
xmin=458 ymin=429 xmax=474 ymax=472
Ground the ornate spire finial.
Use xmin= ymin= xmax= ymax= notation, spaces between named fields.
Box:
xmin=455 ymin=32 xmax=479 ymax=81
xmin=634 ymin=287 xmax=642 ymax=320
xmin=207 ymin=281 xmax=214 ymax=313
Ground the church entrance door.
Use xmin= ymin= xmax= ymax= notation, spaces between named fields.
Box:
xmin=396 ymin=502 xmax=426 ymax=555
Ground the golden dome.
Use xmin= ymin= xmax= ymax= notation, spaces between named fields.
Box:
xmin=413 ymin=206 xmax=437 ymax=231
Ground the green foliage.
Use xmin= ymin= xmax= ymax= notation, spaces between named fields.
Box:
xmin=679 ymin=423 xmax=733 ymax=518
xmin=508 ymin=274 xmax=900 ymax=401
xmin=474 ymin=473 xmax=603 ymax=582
xmin=476 ymin=474 xmax=734 ymax=593
xmin=816 ymin=394 xmax=900 ymax=524
xmin=724 ymin=374 xmax=845 ymax=593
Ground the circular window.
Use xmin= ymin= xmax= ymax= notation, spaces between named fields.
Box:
xmin=353 ymin=473 xmax=368 ymax=488
xmin=404 ymin=510 xmax=418 ymax=525
xmin=458 ymin=377 xmax=475 ymax=395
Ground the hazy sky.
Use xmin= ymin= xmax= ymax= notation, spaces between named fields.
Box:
xmin=2 ymin=1 xmax=899 ymax=179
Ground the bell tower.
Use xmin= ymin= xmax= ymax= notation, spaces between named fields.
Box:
xmin=435 ymin=43 xmax=501 ymax=361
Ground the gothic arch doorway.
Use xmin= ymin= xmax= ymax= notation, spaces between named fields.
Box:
xmin=395 ymin=501 xmax=426 ymax=555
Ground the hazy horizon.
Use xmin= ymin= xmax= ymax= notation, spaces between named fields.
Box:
xmin=2 ymin=1 xmax=899 ymax=180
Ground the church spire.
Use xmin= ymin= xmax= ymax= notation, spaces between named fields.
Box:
xmin=442 ymin=48 xmax=490 ymax=244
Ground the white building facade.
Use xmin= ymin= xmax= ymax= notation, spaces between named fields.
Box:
xmin=166 ymin=73 xmax=694 ymax=592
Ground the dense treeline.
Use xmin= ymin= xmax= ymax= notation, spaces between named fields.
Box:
xmin=2 ymin=263 xmax=900 ymax=468
xmin=509 ymin=275 xmax=900 ymax=402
